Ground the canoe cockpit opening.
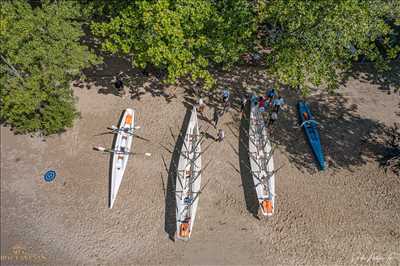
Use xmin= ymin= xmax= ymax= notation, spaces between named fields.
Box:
xmin=118 ymin=155 xmax=124 ymax=160
xmin=179 ymin=220 xmax=190 ymax=237
xmin=261 ymin=199 xmax=273 ymax=214
xmin=184 ymin=196 xmax=193 ymax=204
xmin=125 ymin=114 xmax=133 ymax=125
xmin=303 ymin=112 xmax=309 ymax=120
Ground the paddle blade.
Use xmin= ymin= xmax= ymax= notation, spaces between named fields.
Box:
xmin=134 ymin=126 xmax=141 ymax=129
xmin=94 ymin=146 xmax=106 ymax=152
xmin=145 ymin=153 xmax=152 ymax=156
xmin=111 ymin=125 xmax=118 ymax=130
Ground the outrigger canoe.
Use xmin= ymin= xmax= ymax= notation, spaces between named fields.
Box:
xmin=176 ymin=107 xmax=202 ymax=240
xmin=110 ymin=108 xmax=135 ymax=208
xmin=248 ymin=104 xmax=275 ymax=216
xmin=298 ymin=101 xmax=326 ymax=170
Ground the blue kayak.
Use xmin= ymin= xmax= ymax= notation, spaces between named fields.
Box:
xmin=298 ymin=101 xmax=326 ymax=170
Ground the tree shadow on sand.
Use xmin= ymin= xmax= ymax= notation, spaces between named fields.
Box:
xmin=80 ymin=53 xmax=174 ymax=101
xmin=269 ymin=90 xmax=392 ymax=173
xmin=78 ymin=28 xmax=396 ymax=174
xmin=211 ymin=65 xmax=397 ymax=175
xmin=77 ymin=26 xmax=176 ymax=102
xmin=341 ymin=60 xmax=400 ymax=95
xmin=162 ymin=107 xmax=192 ymax=241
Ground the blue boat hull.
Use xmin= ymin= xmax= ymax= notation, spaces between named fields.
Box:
xmin=298 ymin=101 xmax=326 ymax=170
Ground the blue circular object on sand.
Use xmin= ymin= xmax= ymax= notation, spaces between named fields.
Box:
xmin=43 ymin=170 xmax=56 ymax=182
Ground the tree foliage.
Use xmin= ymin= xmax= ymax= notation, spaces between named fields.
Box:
xmin=91 ymin=0 xmax=255 ymax=88
xmin=259 ymin=0 xmax=400 ymax=92
xmin=0 ymin=0 xmax=100 ymax=134
xmin=1 ymin=0 xmax=399 ymax=135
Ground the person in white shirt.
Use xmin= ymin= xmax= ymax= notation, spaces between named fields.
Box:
xmin=197 ymin=97 xmax=205 ymax=115
xmin=273 ymin=96 xmax=284 ymax=113
xmin=268 ymin=111 xmax=278 ymax=127
xmin=217 ymin=129 xmax=225 ymax=142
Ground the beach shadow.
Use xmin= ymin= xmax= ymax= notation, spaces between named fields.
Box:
xmin=164 ymin=108 xmax=192 ymax=241
xmin=78 ymin=26 xmax=177 ymax=102
xmin=341 ymin=60 xmax=400 ymax=95
xmin=238 ymin=104 xmax=259 ymax=217
xmin=269 ymin=89 xmax=392 ymax=172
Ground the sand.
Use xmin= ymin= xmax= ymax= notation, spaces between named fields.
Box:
xmin=1 ymin=64 xmax=400 ymax=265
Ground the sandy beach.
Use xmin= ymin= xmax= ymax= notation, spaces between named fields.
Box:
xmin=1 ymin=63 xmax=399 ymax=265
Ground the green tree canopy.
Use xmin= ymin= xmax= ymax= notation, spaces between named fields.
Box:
xmin=91 ymin=0 xmax=255 ymax=88
xmin=259 ymin=0 xmax=400 ymax=92
xmin=0 ymin=0 xmax=100 ymax=134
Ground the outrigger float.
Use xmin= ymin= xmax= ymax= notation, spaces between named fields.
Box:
xmin=248 ymin=104 xmax=275 ymax=216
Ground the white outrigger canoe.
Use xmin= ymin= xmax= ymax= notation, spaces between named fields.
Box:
xmin=110 ymin=108 xmax=135 ymax=208
xmin=175 ymin=107 xmax=202 ymax=240
xmin=249 ymin=104 xmax=275 ymax=216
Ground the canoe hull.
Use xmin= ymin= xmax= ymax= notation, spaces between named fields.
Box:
xmin=298 ymin=101 xmax=326 ymax=170
xmin=175 ymin=107 xmax=201 ymax=240
xmin=249 ymin=104 xmax=275 ymax=216
xmin=110 ymin=108 xmax=135 ymax=208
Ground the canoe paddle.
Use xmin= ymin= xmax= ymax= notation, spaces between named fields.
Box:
xmin=93 ymin=146 xmax=151 ymax=157
xmin=108 ymin=125 xmax=150 ymax=142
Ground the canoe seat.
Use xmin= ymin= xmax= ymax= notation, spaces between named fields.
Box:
xmin=125 ymin=114 xmax=133 ymax=125
xmin=180 ymin=222 xmax=190 ymax=237
xmin=262 ymin=199 xmax=273 ymax=214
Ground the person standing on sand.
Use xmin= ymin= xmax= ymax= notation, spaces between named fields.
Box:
xmin=250 ymin=93 xmax=258 ymax=106
xmin=273 ymin=96 xmax=284 ymax=113
xmin=197 ymin=97 xmax=206 ymax=116
xmin=266 ymin=88 xmax=276 ymax=103
xmin=240 ymin=94 xmax=248 ymax=113
xmin=222 ymin=88 xmax=230 ymax=111
xmin=268 ymin=111 xmax=278 ymax=127
xmin=115 ymin=72 xmax=126 ymax=97
xmin=217 ymin=129 xmax=225 ymax=142
xmin=222 ymin=88 xmax=230 ymax=103
xmin=258 ymin=96 xmax=266 ymax=112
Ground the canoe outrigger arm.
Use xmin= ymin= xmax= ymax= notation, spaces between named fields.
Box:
xmin=109 ymin=125 xmax=136 ymax=135
xmin=300 ymin=120 xmax=319 ymax=127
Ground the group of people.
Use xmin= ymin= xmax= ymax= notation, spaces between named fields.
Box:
xmin=196 ymin=86 xmax=285 ymax=142
xmin=250 ymin=88 xmax=284 ymax=127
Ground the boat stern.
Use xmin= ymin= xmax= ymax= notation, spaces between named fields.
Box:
xmin=176 ymin=219 xmax=192 ymax=241
xmin=260 ymin=199 xmax=274 ymax=217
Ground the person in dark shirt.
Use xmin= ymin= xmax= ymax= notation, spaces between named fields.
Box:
xmin=266 ymin=88 xmax=276 ymax=102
